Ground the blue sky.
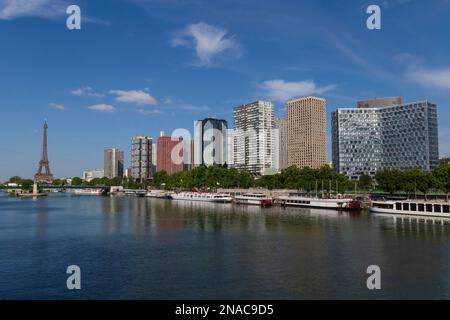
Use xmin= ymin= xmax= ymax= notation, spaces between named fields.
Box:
xmin=1 ymin=0 xmax=450 ymax=181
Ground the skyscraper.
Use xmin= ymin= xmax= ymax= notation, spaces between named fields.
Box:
xmin=131 ymin=136 xmax=153 ymax=182
xmin=274 ymin=118 xmax=288 ymax=171
xmin=104 ymin=148 xmax=124 ymax=179
xmin=151 ymin=142 xmax=157 ymax=174
xmin=194 ymin=118 xmax=228 ymax=167
xmin=332 ymin=98 xmax=439 ymax=179
xmin=183 ymin=138 xmax=194 ymax=171
xmin=233 ymin=101 xmax=274 ymax=175
xmin=287 ymin=96 xmax=326 ymax=169
xmin=157 ymin=133 xmax=184 ymax=174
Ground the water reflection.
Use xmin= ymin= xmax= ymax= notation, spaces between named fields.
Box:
xmin=2 ymin=193 xmax=450 ymax=299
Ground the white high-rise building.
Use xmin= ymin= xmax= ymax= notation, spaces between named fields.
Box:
xmin=274 ymin=118 xmax=288 ymax=171
xmin=151 ymin=143 xmax=157 ymax=174
xmin=233 ymin=101 xmax=274 ymax=175
xmin=82 ymin=169 xmax=104 ymax=182
xmin=227 ymin=129 xmax=234 ymax=169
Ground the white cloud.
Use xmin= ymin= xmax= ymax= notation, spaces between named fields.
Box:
xmin=258 ymin=80 xmax=336 ymax=101
xmin=0 ymin=0 xmax=109 ymax=24
xmin=110 ymin=89 xmax=157 ymax=106
xmin=49 ymin=102 xmax=67 ymax=111
xmin=137 ymin=108 xmax=162 ymax=115
xmin=171 ymin=22 xmax=239 ymax=66
xmin=178 ymin=104 xmax=210 ymax=112
xmin=88 ymin=104 xmax=115 ymax=112
xmin=0 ymin=0 xmax=65 ymax=20
xmin=70 ymin=86 xmax=105 ymax=98
xmin=162 ymin=97 xmax=173 ymax=105
xmin=407 ymin=68 xmax=450 ymax=90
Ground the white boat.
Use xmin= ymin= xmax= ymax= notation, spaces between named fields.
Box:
xmin=171 ymin=192 xmax=232 ymax=203
xmin=278 ymin=195 xmax=360 ymax=210
xmin=234 ymin=193 xmax=273 ymax=206
xmin=146 ymin=190 xmax=173 ymax=199
xmin=370 ymin=200 xmax=450 ymax=218
xmin=73 ymin=188 xmax=103 ymax=195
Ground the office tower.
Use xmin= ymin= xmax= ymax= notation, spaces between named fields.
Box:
xmin=227 ymin=129 xmax=234 ymax=169
xmin=104 ymin=148 xmax=124 ymax=179
xmin=332 ymin=98 xmax=439 ymax=179
xmin=233 ymin=100 xmax=274 ymax=175
xmin=131 ymin=136 xmax=153 ymax=182
xmin=287 ymin=96 xmax=326 ymax=169
xmin=274 ymin=118 xmax=288 ymax=171
xmin=183 ymin=138 xmax=194 ymax=171
xmin=194 ymin=118 xmax=228 ymax=167
xmin=151 ymin=143 xmax=157 ymax=173
xmin=157 ymin=134 xmax=184 ymax=174
xmin=82 ymin=169 xmax=104 ymax=182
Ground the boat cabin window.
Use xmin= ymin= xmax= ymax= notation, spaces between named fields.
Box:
xmin=426 ymin=204 xmax=433 ymax=212
xmin=376 ymin=203 xmax=393 ymax=209
xmin=418 ymin=204 xmax=425 ymax=212
xmin=403 ymin=203 xmax=410 ymax=211
xmin=434 ymin=204 xmax=442 ymax=213
xmin=396 ymin=203 xmax=402 ymax=210
xmin=443 ymin=205 xmax=450 ymax=214
xmin=410 ymin=203 xmax=417 ymax=211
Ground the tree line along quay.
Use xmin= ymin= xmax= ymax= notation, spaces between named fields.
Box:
xmin=4 ymin=164 xmax=450 ymax=200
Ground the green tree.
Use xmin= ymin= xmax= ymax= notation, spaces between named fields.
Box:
xmin=415 ymin=171 xmax=433 ymax=200
xmin=375 ymin=169 xmax=399 ymax=194
xmin=358 ymin=174 xmax=373 ymax=191
xmin=52 ymin=179 xmax=65 ymax=186
xmin=153 ymin=171 xmax=169 ymax=189
xmin=433 ymin=164 xmax=450 ymax=201
xmin=9 ymin=176 xmax=23 ymax=184
xmin=21 ymin=179 xmax=34 ymax=191
xmin=71 ymin=177 xmax=83 ymax=186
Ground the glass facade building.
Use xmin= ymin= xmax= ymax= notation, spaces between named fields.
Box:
xmin=194 ymin=118 xmax=228 ymax=167
xmin=332 ymin=100 xmax=439 ymax=179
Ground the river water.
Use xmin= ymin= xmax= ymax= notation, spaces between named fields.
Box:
xmin=1 ymin=191 xmax=450 ymax=299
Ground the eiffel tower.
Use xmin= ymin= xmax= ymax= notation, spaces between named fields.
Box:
xmin=34 ymin=121 xmax=54 ymax=183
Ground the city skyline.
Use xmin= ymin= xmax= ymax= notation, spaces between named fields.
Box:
xmin=1 ymin=0 xmax=450 ymax=180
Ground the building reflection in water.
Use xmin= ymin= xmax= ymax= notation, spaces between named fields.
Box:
xmin=18 ymin=193 xmax=450 ymax=299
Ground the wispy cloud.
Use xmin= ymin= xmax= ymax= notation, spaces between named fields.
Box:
xmin=49 ymin=102 xmax=67 ymax=111
xmin=88 ymin=104 xmax=115 ymax=112
xmin=71 ymin=86 xmax=105 ymax=98
xmin=0 ymin=0 xmax=110 ymax=25
xmin=0 ymin=0 xmax=66 ymax=20
xmin=177 ymin=104 xmax=210 ymax=112
xmin=258 ymin=80 xmax=336 ymax=101
xmin=407 ymin=68 xmax=450 ymax=90
xmin=171 ymin=22 xmax=239 ymax=66
xmin=110 ymin=89 xmax=157 ymax=106
xmin=137 ymin=108 xmax=162 ymax=115
xmin=381 ymin=0 xmax=413 ymax=8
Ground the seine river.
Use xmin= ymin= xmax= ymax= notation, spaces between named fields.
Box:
xmin=1 ymin=191 xmax=450 ymax=299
